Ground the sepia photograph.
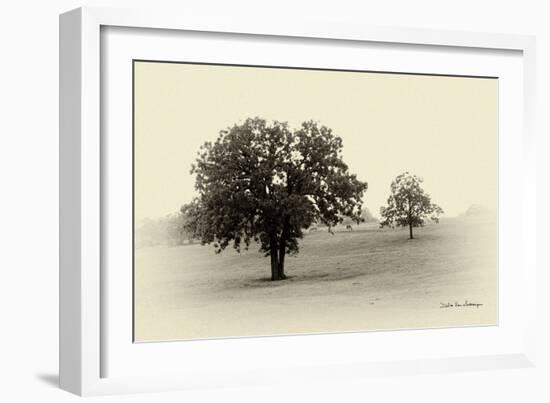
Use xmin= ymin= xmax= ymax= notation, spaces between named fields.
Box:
xmin=133 ymin=60 xmax=498 ymax=342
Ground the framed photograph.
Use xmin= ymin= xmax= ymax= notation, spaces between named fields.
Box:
xmin=60 ymin=7 xmax=537 ymax=396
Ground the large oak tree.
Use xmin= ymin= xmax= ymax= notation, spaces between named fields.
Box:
xmin=183 ymin=118 xmax=368 ymax=280
xmin=379 ymin=172 xmax=443 ymax=239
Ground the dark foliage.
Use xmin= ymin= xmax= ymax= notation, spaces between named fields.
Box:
xmin=182 ymin=118 xmax=368 ymax=280
xmin=379 ymin=172 xmax=443 ymax=239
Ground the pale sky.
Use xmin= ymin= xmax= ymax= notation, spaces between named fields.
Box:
xmin=134 ymin=61 xmax=497 ymax=221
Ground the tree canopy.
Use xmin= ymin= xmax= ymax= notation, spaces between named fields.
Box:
xmin=379 ymin=172 xmax=443 ymax=239
xmin=183 ymin=117 xmax=368 ymax=280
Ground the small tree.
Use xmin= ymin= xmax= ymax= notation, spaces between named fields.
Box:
xmin=379 ymin=172 xmax=443 ymax=239
xmin=183 ymin=117 xmax=368 ymax=280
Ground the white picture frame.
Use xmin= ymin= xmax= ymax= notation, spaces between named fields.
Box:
xmin=59 ymin=6 xmax=537 ymax=396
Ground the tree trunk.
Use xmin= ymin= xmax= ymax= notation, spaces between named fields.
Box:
xmin=278 ymin=247 xmax=286 ymax=279
xmin=270 ymin=248 xmax=279 ymax=280
xmin=277 ymin=217 xmax=290 ymax=279
xmin=270 ymin=236 xmax=280 ymax=281
xmin=407 ymin=198 xmax=414 ymax=240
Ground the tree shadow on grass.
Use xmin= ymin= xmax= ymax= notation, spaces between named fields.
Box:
xmin=239 ymin=267 xmax=367 ymax=289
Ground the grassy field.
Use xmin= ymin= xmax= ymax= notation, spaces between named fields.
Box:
xmin=134 ymin=216 xmax=497 ymax=341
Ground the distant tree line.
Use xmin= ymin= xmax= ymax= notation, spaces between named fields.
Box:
xmin=337 ymin=208 xmax=378 ymax=226
xmin=135 ymin=213 xmax=195 ymax=248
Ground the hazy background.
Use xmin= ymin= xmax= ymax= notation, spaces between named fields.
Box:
xmin=134 ymin=61 xmax=498 ymax=222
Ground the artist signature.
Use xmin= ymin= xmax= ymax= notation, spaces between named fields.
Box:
xmin=440 ymin=300 xmax=483 ymax=309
